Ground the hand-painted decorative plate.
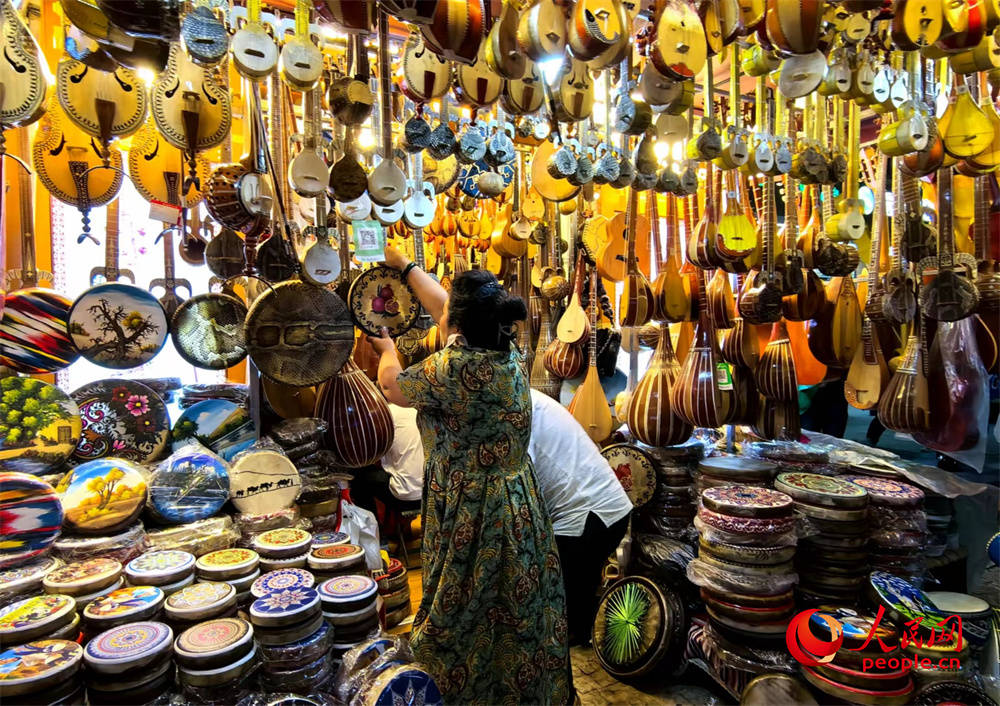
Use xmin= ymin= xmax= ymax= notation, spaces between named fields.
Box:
xmin=592 ymin=576 xmax=670 ymax=679
xmin=0 ymin=556 xmax=62 ymax=596
xmin=0 ymin=640 xmax=83 ymax=696
xmin=244 ymin=280 xmax=355 ymax=387
xmin=775 ymin=473 xmax=869 ymax=509
xmin=57 ymin=458 xmax=147 ymax=535
xmin=364 ymin=664 xmax=444 ymax=706
xmin=0 ymin=473 xmax=63 ymax=567
xmin=149 ymin=449 xmax=229 ymax=524
xmin=458 ymin=157 xmax=515 ymax=199
xmin=171 ymin=399 xmax=255 ymax=462
xmin=249 ymin=587 xmax=320 ymax=626
xmin=164 ymin=582 xmax=236 ymax=621
xmin=251 ymin=568 xmax=315 ymax=599
xmin=170 ymin=291 xmax=249 ymax=370
xmin=702 ymin=486 xmax=794 ymax=519
xmin=0 ymin=378 xmax=81 ymax=474
xmin=253 ymin=528 xmax=312 ymax=559
xmin=600 ymin=444 xmax=656 ymax=508
xmin=311 ymin=531 xmax=350 ymax=548
xmin=0 ymin=595 xmax=76 ymax=645
xmin=83 ymin=621 xmax=173 ymax=672
xmin=67 ymin=282 xmax=168 ymax=369
xmin=696 ymin=506 xmax=796 ymax=535
xmin=83 ymin=585 xmax=165 ymax=622
xmin=70 ymin=379 xmax=169 ymax=463
xmin=126 ymin=550 xmax=195 ymax=586
xmin=229 ymin=450 xmax=300 ymax=514
xmin=838 ymin=475 xmax=925 ymax=507
xmin=347 ymin=266 xmax=420 ymax=338
xmin=0 ymin=288 xmax=79 ymax=373
xmin=195 ymin=548 xmax=259 ymax=580
xmin=42 ymin=557 xmax=122 ymax=595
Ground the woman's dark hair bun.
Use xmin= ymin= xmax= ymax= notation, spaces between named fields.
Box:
xmin=496 ymin=296 xmax=528 ymax=325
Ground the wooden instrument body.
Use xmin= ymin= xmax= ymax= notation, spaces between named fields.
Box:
xmin=421 ymin=0 xmax=485 ymax=65
xmin=0 ymin=0 xmax=48 ymax=127
xmin=401 ymin=32 xmax=452 ymax=102
xmin=544 ymin=337 xmax=584 ymax=379
xmin=315 ymin=359 xmax=395 ymax=468
xmin=501 ymin=59 xmax=544 ymax=115
xmin=651 ymin=0 xmax=707 ymax=81
xmin=56 ymin=58 xmax=147 ymax=144
xmin=454 ymin=43 xmax=503 ymax=108
xmin=569 ymin=271 xmax=612 ymax=442
xmin=755 ymin=320 xmax=797 ymax=403
xmin=531 ymin=298 xmax=562 ymax=399
xmin=230 ymin=17 xmax=278 ymax=81
xmin=671 ymin=314 xmax=734 ymax=428
xmin=557 ymin=254 xmax=589 ymax=344
xmin=552 ymin=57 xmax=594 ymax=123
xmin=626 ymin=324 xmax=692 ymax=447
xmin=484 ymin=0 xmax=524 ymax=79
xmin=568 ymin=0 xmax=626 ymax=62
xmin=128 ymin=118 xmax=206 ymax=207
xmin=517 ymin=0 xmax=567 ymax=61
xmin=152 ymin=45 xmax=231 ymax=152
xmin=808 ymin=276 xmax=861 ymax=369
xmin=877 ymin=333 xmax=931 ymax=434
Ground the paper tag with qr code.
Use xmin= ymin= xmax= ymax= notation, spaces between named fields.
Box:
xmin=352 ymin=220 xmax=385 ymax=262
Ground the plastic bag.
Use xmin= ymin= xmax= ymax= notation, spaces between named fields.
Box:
xmin=693 ymin=516 xmax=797 ymax=548
xmin=334 ymin=635 xmax=401 ymax=703
xmin=145 ymin=515 xmax=239 ymax=556
xmin=629 ymin=534 xmax=696 ymax=592
xmin=52 ymin=522 xmax=148 ymax=564
xmin=686 ymin=557 xmax=797 ymax=596
xmin=147 ymin=442 xmax=230 ymax=525
xmin=340 ymin=496 xmax=382 ymax=570
xmin=269 ymin=418 xmax=329 ymax=447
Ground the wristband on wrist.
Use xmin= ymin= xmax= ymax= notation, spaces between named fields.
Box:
xmin=401 ymin=262 xmax=418 ymax=279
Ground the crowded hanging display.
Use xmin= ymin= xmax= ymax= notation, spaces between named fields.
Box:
xmin=0 ymin=0 xmax=998 ymax=704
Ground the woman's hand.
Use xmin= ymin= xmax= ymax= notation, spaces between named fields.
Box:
xmin=368 ymin=327 xmax=397 ymax=356
xmin=383 ymin=244 xmax=410 ymax=271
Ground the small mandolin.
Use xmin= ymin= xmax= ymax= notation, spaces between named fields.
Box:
xmin=652 ymin=194 xmax=693 ymax=323
xmin=569 ymin=269 xmax=613 ymax=443
xmin=618 ymin=186 xmax=653 ymax=327
xmin=557 ymin=252 xmax=589 ymax=344
xmin=230 ymin=0 xmax=278 ymax=81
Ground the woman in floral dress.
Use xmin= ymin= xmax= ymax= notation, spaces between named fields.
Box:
xmin=372 ymin=252 xmax=570 ymax=705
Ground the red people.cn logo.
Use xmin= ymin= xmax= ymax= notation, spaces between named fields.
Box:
xmin=786 ymin=609 xmax=845 ymax=666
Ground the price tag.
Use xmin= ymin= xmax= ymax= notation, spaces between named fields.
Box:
xmin=715 ymin=362 xmax=734 ymax=391
xmin=149 ymin=200 xmax=182 ymax=225
xmin=352 ymin=220 xmax=385 ymax=263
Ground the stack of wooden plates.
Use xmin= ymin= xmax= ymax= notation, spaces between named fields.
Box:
xmin=839 ymin=475 xmax=927 ymax=577
xmin=308 ymin=544 xmax=366 ymax=581
xmin=83 ymin=621 xmax=174 ymax=703
xmin=801 ymin=606 xmax=913 ymax=706
xmin=774 ymin=472 xmax=871 ymax=604
xmin=0 ymin=639 xmax=84 ymax=703
xmin=374 ymin=558 xmax=410 ymax=628
xmin=195 ymin=548 xmax=260 ymax=604
xmin=318 ymin=575 xmax=379 ymax=653
xmin=690 ymin=486 xmax=797 ymax=642
xmin=693 ymin=456 xmax=777 ymax=493
xmin=41 ymin=558 xmax=124 ymax=610
xmin=0 ymin=594 xmax=79 ymax=647
xmin=592 ymin=576 xmax=686 ymax=680
xmin=253 ymin=528 xmax=313 ymax=572
xmin=124 ymin=550 xmax=196 ymax=595
xmin=82 ymin=585 xmax=165 ymax=634
xmin=637 ymin=445 xmax=703 ymax=535
xmin=163 ymin=581 xmax=238 ymax=630
xmin=174 ymin=618 xmax=257 ymax=692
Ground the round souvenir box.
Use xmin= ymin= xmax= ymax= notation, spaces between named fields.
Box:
xmin=222 ymin=568 xmax=261 ymax=594
xmin=698 ymin=537 xmax=796 ymax=566
xmin=72 ymin=577 xmax=125 ymax=611
xmin=254 ymin=611 xmax=326 ymax=647
xmin=249 ymin=587 xmax=320 ymax=628
xmin=157 ymin=572 xmax=196 ymax=597
xmin=696 ymin=505 xmax=796 ymax=535
xmin=809 ymin=607 xmax=899 ymax=652
xmin=793 ymin=501 xmax=869 ymax=522
xmin=912 ymin=681 xmax=997 ymax=706
xmin=374 ymin=559 xmax=408 ymax=594
xmin=82 ymin=585 xmax=165 ymax=630
xmin=266 ymin=653 xmax=334 ymax=693
xmin=592 ymin=576 xmax=674 ymax=680
xmin=195 ymin=548 xmax=260 ymax=580
xmin=173 ymin=617 xmax=255 ymax=670
xmin=360 ymin=664 xmax=444 ymax=706
xmin=83 ymin=621 xmax=173 ymax=675
xmin=251 ymin=569 xmax=315 ymax=599
xmin=84 ymin=651 xmax=174 ymax=701
xmin=793 ymin=511 xmax=870 ymax=537
xmin=701 ymin=486 xmax=794 ymax=519
xmin=0 ymin=556 xmax=63 ymax=602
xmin=698 ymin=456 xmax=777 ymax=483
xmin=148 ymin=449 xmax=230 ymax=524
xmin=164 ymin=581 xmax=238 ymax=623
xmin=260 ymin=554 xmax=310 ymax=572
xmin=0 ymin=639 xmax=83 ymax=697
xmin=385 ymin=601 xmax=411 ymax=629
xmin=324 ymin=602 xmax=379 ymax=629
xmin=177 ymin=645 xmax=258 ymax=688
xmin=838 ymin=475 xmax=925 ymax=508
xmin=42 ymin=557 xmax=122 ymax=597
xmin=253 ymin=528 xmax=312 ymax=559
xmin=705 ymin=606 xmax=789 ymax=636
xmin=311 ymin=531 xmax=350 ymax=549
xmin=382 ymin=585 xmax=410 ymax=612
xmin=318 ymin=575 xmax=378 ymax=614
xmin=700 ymin=593 xmax=793 ymax=623
xmin=308 ymin=544 xmax=366 ymax=575
xmin=774 ymin=472 xmax=869 ymax=509
xmin=812 ymin=661 xmax=912 ymax=693
xmin=43 ymin=611 xmax=81 ymax=643
xmin=125 ymin=550 xmax=196 ymax=586
xmin=330 ymin=615 xmax=380 ymax=644
xmin=0 ymin=594 xmax=76 ymax=646
xmin=868 ymin=572 xmax=947 ymax=633
xmin=698 ymin=551 xmax=795 ymax=578
xmin=0 ymin=473 xmax=64 ymax=569
xmin=57 ymin=458 xmax=148 ymax=535
xmin=257 ymin=620 xmax=332 ymax=668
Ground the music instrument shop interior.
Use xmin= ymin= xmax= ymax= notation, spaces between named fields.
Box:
xmin=0 ymin=0 xmax=998 ymax=705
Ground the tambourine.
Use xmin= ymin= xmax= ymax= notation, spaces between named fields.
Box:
xmin=346 ymin=266 xmax=420 ymax=338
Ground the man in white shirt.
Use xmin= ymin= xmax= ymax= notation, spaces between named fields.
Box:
xmin=377 ymin=387 xmax=633 ymax=645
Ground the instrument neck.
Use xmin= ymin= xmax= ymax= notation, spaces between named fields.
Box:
xmin=377 ymin=7 xmax=393 ymax=159
xmin=17 ymin=127 xmax=38 ymax=286
xmin=106 ymin=198 xmax=120 ymax=275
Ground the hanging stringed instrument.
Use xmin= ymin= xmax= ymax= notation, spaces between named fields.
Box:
xmin=739 ymin=172 xmax=782 ymax=325
xmin=569 ymin=269 xmax=613 ymax=443
xmin=619 ymin=186 xmax=653 ymax=327
xmin=314 ymin=359 xmax=394 ymax=468
xmin=32 ymin=96 xmax=122 ymax=245
xmin=973 ymin=173 xmax=999 ymax=371
xmin=920 ymin=166 xmax=979 ymax=322
xmin=128 ymin=116 xmax=207 ymax=210
xmin=755 ymin=319 xmax=798 ymax=403
xmin=368 ymin=11 xmax=407 ymax=208
xmin=626 ymin=320 xmax=693 ymax=447
xmin=780 ymin=173 xmax=824 ymax=321
xmin=0 ymin=0 xmax=48 ymax=131
xmin=230 ymin=0 xmax=278 ymax=81
xmin=845 ymin=152 xmax=890 ymax=411
xmin=877 ymin=321 xmax=931 ymax=434
xmin=652 ymin=193 xmax=692 ymax=323
xmin=279 ymin=0 xmax=322 ymax=91
xmin=531 ymin=296 xmax=563 ymax=400
xmin=557 ymin=251 xmax=589 ymax=344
